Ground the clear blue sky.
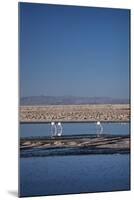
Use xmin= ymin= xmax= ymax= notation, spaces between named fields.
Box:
xmin=20 ymin=3 xmax=130 ymax=98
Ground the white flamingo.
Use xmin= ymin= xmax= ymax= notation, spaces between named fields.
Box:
xmin=96 ymin=121 xmax=103 ymax=136
xmin=51 ymin=122 xmax=57 ymax=137
xmin=57 ymin=122 xmax=63 ymax=136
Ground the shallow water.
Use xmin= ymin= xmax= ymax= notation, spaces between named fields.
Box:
xmin=20 ymin=122 xmax=130 ymax=138
xmin=20 ymin=154 xmax=130 ymax=197
xmin=20 ymin=122 xmax=130 ymax=197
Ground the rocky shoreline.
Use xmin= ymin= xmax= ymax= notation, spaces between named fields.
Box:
xmin=20 ymin=134 xmax=130 ymax=157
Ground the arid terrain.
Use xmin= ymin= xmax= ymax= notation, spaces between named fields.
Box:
xmin=20 ymin=104 xmax=130 ymax=122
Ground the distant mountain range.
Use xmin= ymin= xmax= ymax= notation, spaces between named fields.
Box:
xmin=20 ymin=96 xmax=129 ymax=105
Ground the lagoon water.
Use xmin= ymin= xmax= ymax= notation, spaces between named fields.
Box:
xmin=20 ymin=123 xmax=130 ymax=197
xmin=20 ymin=122 xmax=130 ymax=138
xmin=20 ymin=154 xmax=130 ymax=197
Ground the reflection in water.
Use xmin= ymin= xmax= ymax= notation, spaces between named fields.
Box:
xmin=20 ymin=122 xmax=130 ymax=138
xmin=50 ymin=122 xmax=57 ymax=137
xmin=57 ymin=122 xmax=63 ymax=136
xmin=20 ymin=123 xmax=130 ymax=197
xmin=96 ymin=121 xmax=103 ymax=136
xmin=50 ymin=122 xmax=63 ymax=137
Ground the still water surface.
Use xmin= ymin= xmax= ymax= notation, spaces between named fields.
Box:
xmin=20 ymin=154 xmax=130 ymax=197
xmin=20 ymin=122 xmax=130 ymax=137
xmin=20 ymin=123 xmax=130 ymax=197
